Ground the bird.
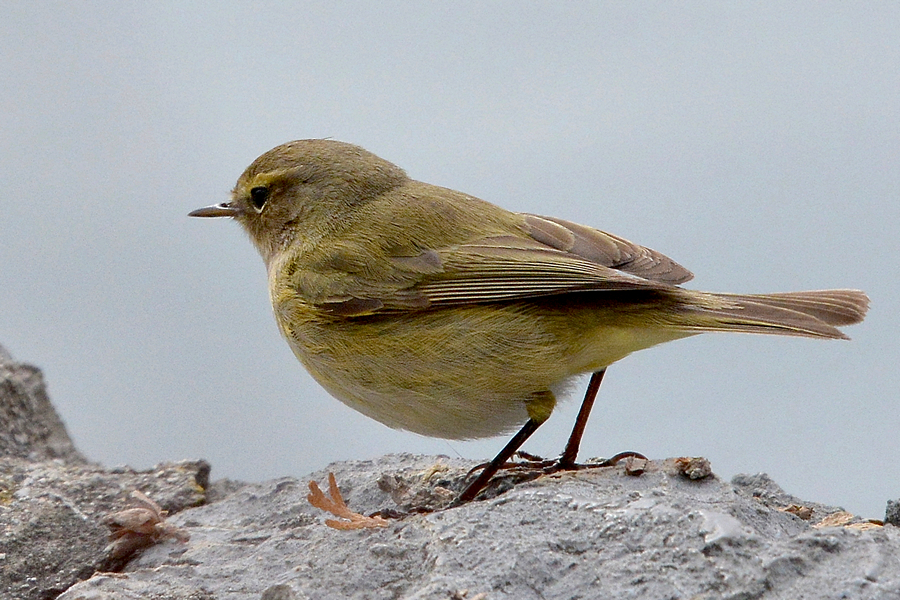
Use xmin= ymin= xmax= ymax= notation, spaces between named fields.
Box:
xmin=190 ymin=139 xmax=869 ymax=505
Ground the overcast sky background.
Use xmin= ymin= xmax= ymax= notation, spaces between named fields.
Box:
xmin=2 ymin=3 xmax=897 ymax=518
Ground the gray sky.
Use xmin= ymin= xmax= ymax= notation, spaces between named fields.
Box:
xmin=2 ymin=3 xmax=897 ymax=518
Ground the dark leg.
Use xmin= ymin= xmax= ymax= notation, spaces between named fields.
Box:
xmin=450 ymin=417 xmax=542 ymax=507
xmin=451 ymin=371 xmax=606 ymax=505
xmin=558 ymin=369 xmax=606 ymax=468
xmin=554 ymin=368 xmax=645 ymax=471
xmin=450 ymin=367 xmax=643 ymax=508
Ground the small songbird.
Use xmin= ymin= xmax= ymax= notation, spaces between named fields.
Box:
xmin=190 ymin=139 xmax=868 ymax=504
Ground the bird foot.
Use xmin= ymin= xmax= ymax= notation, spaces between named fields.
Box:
xmin=466 ymin=450 xmax=647 ymax=478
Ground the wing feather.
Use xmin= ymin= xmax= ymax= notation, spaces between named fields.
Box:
xmin=315 ymin=229 xmax=686 ymax=315
xmin=521 ymin=214 xmax=693 ymax=284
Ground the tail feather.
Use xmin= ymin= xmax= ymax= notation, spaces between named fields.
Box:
xmin=682 ymin=289 xmax=869 ymax=340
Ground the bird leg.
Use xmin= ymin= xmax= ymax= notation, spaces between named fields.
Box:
xmin=451 ymin=368 xmax=646 ymax=506
xmin=450 ymin=417 xmax=542 ymax=507
xmin=558 ymin=368 xmax=606 ymax=468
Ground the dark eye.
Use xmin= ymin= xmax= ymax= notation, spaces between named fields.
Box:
xmin=249 ymin=186 xmax=269 ymax=212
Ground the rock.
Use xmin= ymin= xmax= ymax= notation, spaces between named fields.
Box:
xmin=887 ymin=499 xmax=900 ymax=528
xmin=0 ymin=345 xmax=83 ymax=463
xmin=0 ymin=458 xmax=211 ymax=600
xmin=57 ymin=454 xmax=900 ymax=600
xmin=1 ymin=345 xmax=214 ymax=598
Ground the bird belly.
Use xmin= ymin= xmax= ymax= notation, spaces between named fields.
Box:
xmin=277 ymin=301 xmax=693 ymax=440
xmin=277 ymin=304 xmax=572 ymax=439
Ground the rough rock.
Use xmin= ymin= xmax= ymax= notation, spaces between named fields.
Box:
xmin=56 ymin=454 xmax=900 ymax=600
xmin=0 ymin=346 xmax=215 ymax=598
xmin=0 ymin=457 xmax=211 ymax=599
xmin=886 ymin=499 xmax=900 ymax=528
xmin=0 ymin=345 xmax=83 ymax=463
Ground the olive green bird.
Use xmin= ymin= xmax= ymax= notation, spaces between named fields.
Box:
xmin=191 ymin=139 xmax=868 ymax=505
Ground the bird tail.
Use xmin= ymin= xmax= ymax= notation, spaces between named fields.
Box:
xmin=679 ymin=289 xmax=869 ymax=340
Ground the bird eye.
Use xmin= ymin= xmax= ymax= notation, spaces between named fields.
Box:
xmin=249 ymin=186 xmax=269 ymax=212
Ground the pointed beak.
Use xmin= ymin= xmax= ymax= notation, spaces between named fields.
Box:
xmin=188 ymin=202 xmax=243 ymax=218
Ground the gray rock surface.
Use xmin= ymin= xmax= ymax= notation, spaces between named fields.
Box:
xmin=0 ymin=346 xmax=83 ymax=463
xmin=57 ymin=454 xmax=900 ymax=600
xmin=0 ymin=457 xmax=211 ymax=599
xmin=886 ymin=499 xmax=900 ymax=528
xmin=1 ymin=346 xmax=214 ymax=598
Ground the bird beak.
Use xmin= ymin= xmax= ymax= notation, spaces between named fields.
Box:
xmin=188 ymin=202 xmax=243 ymax=218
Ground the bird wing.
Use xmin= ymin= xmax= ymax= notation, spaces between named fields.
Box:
xmin=296 ymin=214 xmax=693 ymax=317
xmin=518 ymin=214 xmax=693 ymax=285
